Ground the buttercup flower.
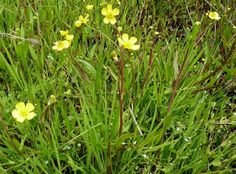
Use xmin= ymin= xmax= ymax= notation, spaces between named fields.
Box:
xmin=12 ymin=102 xmax=36 ymax=122
xmin=118 ymin=33 xmax=140 ymax=50
xmin=86 ymin=5 xmax=94 ymax=10
xmin=75 ymin=14 xmax=89 ymax=28
xmin=206 ymin=11 xmax=220 ymax=20
xmin=66 ymin=34 xmax=74 ymax=41
xmin=101 ymin=4 xmax=119 ymax=24
xmin=59 ymin=30 xmax=69 ymax=36
xmin=52 ymin=40 xmax=70 ymax=51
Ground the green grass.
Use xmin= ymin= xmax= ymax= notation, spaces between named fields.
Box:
xmin=1 ymin=0 xmax=236 ymax=173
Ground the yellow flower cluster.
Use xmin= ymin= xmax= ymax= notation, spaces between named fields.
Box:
xmin=52 ymin=3 xmax=140 ymax=52
xmin=53 ymin=29 xmax=74 ymax=51
xmin=100 ymin=4 xmax=140 ymax=51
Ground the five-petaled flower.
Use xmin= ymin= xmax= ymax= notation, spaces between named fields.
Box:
xmin=52 ymin=40 xmax=70 ymax=51
xmin=101 ymin=4 xmax=119 ymax=25
xmin=75 ymin=14 xmax=89 ymax=28
xmin=118 ymin=33 xmax=140 ymax=51
xmin=206 ymin=11 xmax=220 ymax=20
xmin=12 ymin=102 xmax=36 ymax=122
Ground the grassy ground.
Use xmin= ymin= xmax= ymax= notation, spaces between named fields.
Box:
xmin=0 ymin=0 xmax=236 ymax=173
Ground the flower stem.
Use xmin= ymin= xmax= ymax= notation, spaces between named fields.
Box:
xmin=119 ymin=47 xmax=124 ymax=136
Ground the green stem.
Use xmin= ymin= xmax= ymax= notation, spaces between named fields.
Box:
xmin=119 ymin=47 xmax=124 ymax=136
xmin=86 ymin=25 xmax=118 ymax=47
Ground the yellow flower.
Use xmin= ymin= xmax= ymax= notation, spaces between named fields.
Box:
xmin=101 ymin=4 xmax=119 ymax=25
xmin=59 ymin=30 xmax=69 ymax=36
xmin=117 ymin=27 xmax=122 ymax=32
xmin=66 ymin=34 xmax=74 ymax=41
xmin=233 ymin=25 xmax=236 ymax=29
xmin=154 ymin=31 xmax=160 ymax=35
xmin=111 ymin=50 xmax=118 ymax=62
xmin=48 ymin=95 xmax=57 ymax=105
xmin=52 ymin=40 xmax=70 ymax=51
xmin=86 ymin=5 xmax=94 ymax=10
xmin=206 ymin=11 xmax=220 ymax=20
xmin=118 ymin=33 xmax=140 ymax=51
xmin=12 ymin=102 xmax=36 ymax=122
xmin=75 ymin=14 xmax=89 ymax=28
xmin=195 ymin=21 xmax=201 ymax=25
xmin=64 ymin=89 xmax=71 ymax=95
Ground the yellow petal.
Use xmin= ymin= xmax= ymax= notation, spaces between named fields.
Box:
xmin=118 ymin=37 xmax=124 ymax=45
xmin=101 ymin=8 xmax=108 ymax=16
xmin=107 ymin=4 xmax=112 ymax=11
xmin=110 ymin=17 xmax=117 ymax=25
xmin=63 ymin=40 xmax=70 ymax=48
xmin=131 ymin=44 xmax=140 ymax=50
xmin=52 ymin=45 xmax=58 ymax=50
xmin=79 ymin=15 xmax=84 ymax=20
xmin=53 ymin=42 xmax=64 ymax=51
xmin=83 ymin=15 xmax=89 ymax=23
xmin=26 ymin=112 xmax=36 ymax=120
xmin=103 ymin=17 xmax=110 ymax=24
xmin=75 ymin=20 xmax=82 ymax=27
xmin=112 ymin=8 xmax=119 ymax=15
xmin=26 ymin=103 xmax=35 ymax=112
xmin=122 ymin=34 xmax=129 ymax=41
xmin=56 ymin=47 xmax=64 ymax=51
xmin=16 ymin=116 xmax=25 ymax=122
xmin=66 ymin=35 xmax=74 ymax=41
xmin=12 ymin=109 xmax=20 ymax=118
xmin=130 ymin=37 xmax=137 ymax=44
xmin=15 ymin=102 xmax=25 ymax=110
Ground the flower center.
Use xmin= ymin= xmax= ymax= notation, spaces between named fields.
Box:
xmin=20 ymin=109 xmax=29 ymax=117
xmin=58 ymin=42 xmax=65 ymax=49
xmin=123 ymin=41 xmax=132 ymax=49
xmin=107 ymin=12 xmax=114 ymax=19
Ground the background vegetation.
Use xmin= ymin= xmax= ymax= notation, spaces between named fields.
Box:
xmin=0 ymin=0 xmax=236 ymax=173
